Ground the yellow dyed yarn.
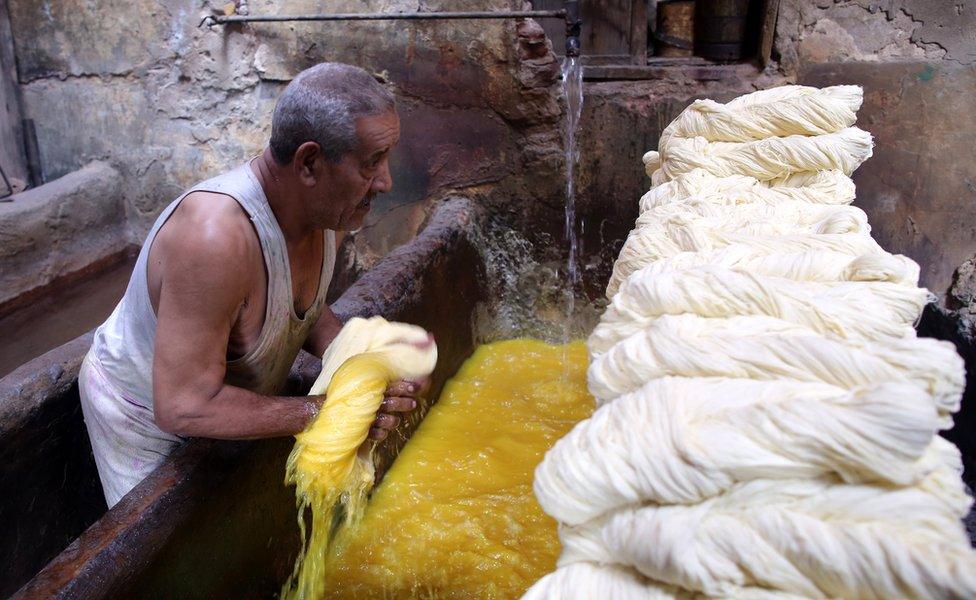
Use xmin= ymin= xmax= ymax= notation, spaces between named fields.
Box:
xmin=319 ymin=338 xmax=594 ymax=599
xmin=282 ymin=317 xmax=437 ymax=600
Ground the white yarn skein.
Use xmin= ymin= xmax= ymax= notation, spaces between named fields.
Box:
xmin=608 ymin=229 xmax=887 ymax=297
xmin=658 ymin=85 xmax=863 ymax=146
xmin=609 ymin=248 xmax=920 ymax=302
xmin=556 ymin=466 xmax=974 ymax=600
xmin=657 ymin=127 xmax=874 ymax=182
xmin=534 ymin=377 xmax=948 ymax=525
xmin=587 ymin=313 xmax=964 ymax=415
xmin=590 ymin=266 xmax=929 ymax=356
xmin=638 ymin=168 xmax=856 ymax=209
xmin=525 ymin=84 xmax=976 ymax=600
xmin=636 ymin=197 xmax=869 ymax=234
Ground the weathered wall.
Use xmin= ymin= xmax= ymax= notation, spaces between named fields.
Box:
xmin=801 ymin=61 xmax=976 ymax=295
xmin=0 ymin=0 xmax=26 ymax=192
xmin=776 ymin=1 xmax=976 ymax=480
xmin=777 ymin=0 xmax=976 ymax=298
xmin=573 ymin=0 xmax=976 ymax=301
xmin=0 ymin=162 xmax=128 ymax=308
xmin=5 ymin=1 xmax=975 ymax=313
xmin=5 ymin=0 xmax=563 ymax=279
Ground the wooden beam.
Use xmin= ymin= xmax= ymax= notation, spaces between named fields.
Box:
xmin=759 ymin=0 xmax=781 ymax=68
xmin=629 ymin=0 xmax=648 ymax=65
xmin=584 ymin=61 xmax=760 ymax=81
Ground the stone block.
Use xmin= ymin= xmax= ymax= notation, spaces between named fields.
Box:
xmin=0 ymin=161 xmax=128 ymax=306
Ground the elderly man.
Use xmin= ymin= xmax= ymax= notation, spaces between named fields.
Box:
xmin=79 ymin=63 xmax=423 ymax=507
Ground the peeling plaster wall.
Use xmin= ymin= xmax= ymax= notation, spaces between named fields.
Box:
xmin=571 ymin=1 xmax=975 ymax=301
xmin=5 ymin=1 xmax=974 ymax=311
xmin=5 ymin=0 xmax=563 ymax=284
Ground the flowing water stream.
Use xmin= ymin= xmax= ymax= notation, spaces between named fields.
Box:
xmin=560 ymin=55 xmax=584 ymax=342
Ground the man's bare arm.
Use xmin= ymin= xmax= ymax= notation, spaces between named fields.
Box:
xmin=303 ymin=306 xmax=344 ymax=359
xmin=151 ymin=209 xmax=318 ymax=439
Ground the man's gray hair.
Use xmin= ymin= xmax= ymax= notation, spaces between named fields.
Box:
xmin=269 ymin=62 xmax=396 ymax=164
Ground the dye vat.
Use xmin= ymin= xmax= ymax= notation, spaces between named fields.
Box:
xmin=6 ymin=194 xmax=614 ymax=599
xmin=0 ymin=252 xmax=136 ymax=378
xmin=315 ymin=339 xmax=593 ymax=599
xmin=8 ymin=198 xmax=487 ymax=599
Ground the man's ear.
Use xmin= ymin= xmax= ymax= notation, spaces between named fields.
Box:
xmin=292 ymin=141 xmax=322 ymax=187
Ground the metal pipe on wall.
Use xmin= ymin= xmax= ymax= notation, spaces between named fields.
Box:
xmin=198 ymin=4 xmax=582 ymax=57
xmin=199 ymin=10 xmax=567 ymax=27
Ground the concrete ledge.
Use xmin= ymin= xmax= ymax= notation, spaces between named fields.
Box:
xmin=0 ymin=161 xmax=129 ymax=307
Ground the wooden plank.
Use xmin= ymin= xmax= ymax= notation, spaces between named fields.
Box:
xmin=583 ymin=61 xmax=759 ymax=81
xmin=532 ymin=0 xmax=636 ymax=61
xmin=629 ymin=0 xmax=648 ymax=64
xmin=584 ymin=0 xmax=632 ymax=57
xmin=0 ymin=0 xmax=27 ymax=194
xmin=758 ymin=0 xmax=781 ymax=67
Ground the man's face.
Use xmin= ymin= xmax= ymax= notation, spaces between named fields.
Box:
xmin=313 ymin=110 xmax=400 ymax=231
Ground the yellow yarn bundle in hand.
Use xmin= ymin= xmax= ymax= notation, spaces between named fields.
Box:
xmin=283 ymin=316 xmax=437 ymax=600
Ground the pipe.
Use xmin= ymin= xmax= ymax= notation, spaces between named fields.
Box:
xmin=199 ymin=10 xmax=567 ymax=28
xmin=563 ymin=0 xmax=581 ymax=57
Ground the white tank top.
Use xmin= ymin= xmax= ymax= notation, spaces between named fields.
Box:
xmin=91 ymin=161 xmax=337 ymax=410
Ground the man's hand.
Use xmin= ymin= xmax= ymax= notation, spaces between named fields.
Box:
xmin=369 ymin=377 xmax=431 ymax=441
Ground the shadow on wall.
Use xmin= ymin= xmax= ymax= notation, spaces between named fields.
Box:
xmin=919 ymin=257 xmax=976 ymax=497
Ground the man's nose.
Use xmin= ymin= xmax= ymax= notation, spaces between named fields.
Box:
xmin=371 ymin=159 xmax=393 ymax=194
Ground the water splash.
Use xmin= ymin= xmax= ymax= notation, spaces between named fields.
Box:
xmin=468 ymin=56 xmax=602 ymax=347
xmin=561 ymin=55 xmax=584 ymax=342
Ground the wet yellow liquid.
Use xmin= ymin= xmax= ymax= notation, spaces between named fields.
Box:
xmin=284 ymin=354 xmax=396 ymax=600
xmin=320 ymin=339 xmax=593 ymax=599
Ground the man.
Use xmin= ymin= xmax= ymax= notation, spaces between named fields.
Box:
xmin=79 ymin=62 xmax=424 ymax=507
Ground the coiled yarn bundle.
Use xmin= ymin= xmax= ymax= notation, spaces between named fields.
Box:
xmin=526 ymin=85 xmax=976 ymax=599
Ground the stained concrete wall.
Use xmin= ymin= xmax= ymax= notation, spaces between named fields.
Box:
xmin=5 ymin=1 xmax=975 ymax=304
xmin=779 ymin=0 xmax=976 ymax=298
xmin=4 ymin=0 xmax=563 ymax=283
xmin=570 ymin=0 xmax=976 ymax=481
xmin=771 ymin=0 xmax=976 ymax=484
xmin=575 ymin=0 xmax=976 ymax=301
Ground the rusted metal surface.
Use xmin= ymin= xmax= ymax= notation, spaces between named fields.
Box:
xmin=10 ymin=197 xmax=485 ymax=599
xmin=199 ymin=9 xmax=568 ymax=29
xmin=0 ymin=333 xmax=106 ymax=598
